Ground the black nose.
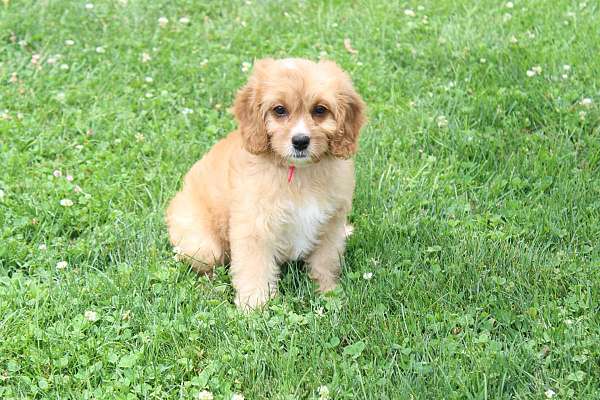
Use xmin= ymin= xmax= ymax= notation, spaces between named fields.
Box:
xmin=292 ymin=134 xmax=310 ymax=151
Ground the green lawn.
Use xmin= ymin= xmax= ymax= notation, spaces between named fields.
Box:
xmin=1 ymin=0 xmax=599 ymax=399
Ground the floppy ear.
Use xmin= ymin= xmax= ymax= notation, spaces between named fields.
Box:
xmin=233 ymin=60 xmax=275 ymax=154
xmin=233 ymin=83 xmax=269 ymax=154
xmin=330 ymin=87 xmax=367 ymax=159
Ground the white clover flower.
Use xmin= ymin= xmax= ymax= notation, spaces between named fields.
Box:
xmin=561 ymin=74 xmax=568 ymax=79
xmin=60 ymin=198 xmax=74 ymax=207
xmin=38 ymin=243 xmax=47 ymax=250
xmin=318 ymin=385 xmax=330 ymax=400
xmin=363 ymin=272 xmax=373 ymax=280
xmin=60 ymin=64 xmax=70 ymax=70
xmin=509 ymin=35 xmax=518 ymax=44
xmin=179 ymin=16 xmax=190 ymax=24
xmin=580 ymin=98 xmax=593 ymax=107
xmin=404 ymin=9 xmax=416 ymax=17
xmin=141 ymin=52 xmax=151 ymax=63
xmin=135 ymin=133 xmax=145 ymax=142
xmin=85 ymin=3 xmax=94 ymax=9
xmin=158 ymin=17 xmax=169 ymax=27
xmin=436 ymin=115 xmax=449 ymax=128
xmin=53 ymin=170 xmax=62 ymax=177
xmin=479 ymin=58 xmax=487 ymax=64
xmin=95 ymin=46 xmax=105 ymax=54
xmin=241 ymin=61 xmax=252 ymax=72
xmin=66 ymin=175 xmax=74 ymax=182
xmin=231 ymin=394 xmax=244 ymax=400
xmin=173 ymin=246 xmax=184 ymax=261
xmin=65 ymin=39 xmax=75 ymax=46
xmin=545 ymin=388 xmax=556 ymax=398
xmin=56 ymin=92 xmax=66 ymax=101
xmin=74 ymin=185 xmax=83 ymax=193
xmin=56 ymin=261 xmax=68 ymax=269
xmin=579 ymin=111 xmax=586 ymax=120
xmin=84 ymin=310 xmax=98 ymax=322
xmin=31 ymin=54 xmax=41 ymax=65
xmin=563 ymin=64 xmax=571 ymax=71
xmin=0 ymin=189 xmax=4 ymax=199
xmin=197 ymin=390 xmax=213 ymax=400
xmin=505 ymin=2 xmax=514 ymax=8
xmin=526 ymin=66 xmax=542 ymax=77
xmin=181 ymin=108 xmax=194 ymax=115
xmin=145 ymin=76 xmax=153 ymax=83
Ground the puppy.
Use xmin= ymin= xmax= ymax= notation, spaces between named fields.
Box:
xmin=166 ymin=58 xmax=366 ymax=310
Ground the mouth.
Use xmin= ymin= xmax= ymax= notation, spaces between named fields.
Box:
xmin=287 ymin=150 xmax=313 ymax=165
xmin=291 ymin=149 xmax=308 ymax=159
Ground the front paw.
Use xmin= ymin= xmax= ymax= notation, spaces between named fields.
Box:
xmin=234 ymin=288 xmax=274 ymax=312
xmin=308 ymin=270 xmax=339 ymax=293
xmin=315 ymin=279 xmax=338 ymax=293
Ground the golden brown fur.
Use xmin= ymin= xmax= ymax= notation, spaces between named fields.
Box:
xmin=166 ymin=58 xmax=366 ymax=310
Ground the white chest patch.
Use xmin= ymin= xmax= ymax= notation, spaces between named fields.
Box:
xmin=281 ymin=198 xmax=332 ymax=261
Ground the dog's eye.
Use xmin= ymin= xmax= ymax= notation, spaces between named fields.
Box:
xmin=313 ymin=105 xmax=327 ymax=115
xmin=273 ymin=105 xmax=287 ymax=116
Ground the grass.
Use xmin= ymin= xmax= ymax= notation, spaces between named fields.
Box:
xmin=1 ymin=0 xmax=599 ymax=398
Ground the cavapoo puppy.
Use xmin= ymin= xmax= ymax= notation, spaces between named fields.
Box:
xmin=166 ymin=58 xmax=366 ymax=310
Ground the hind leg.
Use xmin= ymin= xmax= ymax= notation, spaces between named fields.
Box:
xmin=166 ymin=190 xmax=223 ymax=274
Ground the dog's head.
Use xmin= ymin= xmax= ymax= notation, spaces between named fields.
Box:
xmin=233 ymin=58 xmax=366 ymax=164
